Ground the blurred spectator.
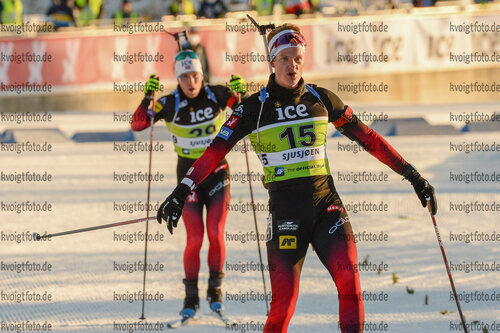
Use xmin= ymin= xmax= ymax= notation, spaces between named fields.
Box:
xmin=182 ymin=29 xmax=211 ymax=82
xmin=308 ymin=0 xmax=319 ymax=12
xmin=253 ymin=0 xmax=274 ymax=15
xmin=283 ymin=0 xmax=309 ymax=16
xmin=412 ymin=0 xmax=436 ymax=6
xmin=170 ymin=0 xmax=195 ymax=16
xmin=113 ymin=0 xmax=137 ymax=26
xmin=47 ymin=0 xmax=76 ymax=29
xmin=0 ymin=0 xmax=23 ymax=24
xmin=75 ymin=0 xmax=104 ymax=26
xmin=197 ymin=0 xmax=227 ymax=18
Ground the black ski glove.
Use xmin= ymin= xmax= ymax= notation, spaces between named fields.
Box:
xmin=404 ymin=165 xmax=438 ymax=215
xmin=157 ymin=183 xmax=192 ymax=234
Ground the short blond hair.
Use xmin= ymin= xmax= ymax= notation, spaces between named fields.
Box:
xmin=267 ymin=23 xmax=301 ymax=43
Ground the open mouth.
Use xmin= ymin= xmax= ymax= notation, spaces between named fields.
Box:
xmin=288 ymin=72 xmax=297 ymax=80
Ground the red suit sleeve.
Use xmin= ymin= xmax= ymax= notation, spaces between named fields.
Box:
xmin=335 ymin=106 xmax=409 ymax=175
xmin=130 ymin=99 xmax=151 ymax=131
xmin=226 ymin=94 xmax=240 ymax=109
xmin=184 ymin=139 xmax=232 ymax=187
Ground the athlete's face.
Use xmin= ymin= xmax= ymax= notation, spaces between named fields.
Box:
xmin=178 ymin=71 xmax=203 ymax=98
xmin=271 ymin=47 xmax=304 ymax=90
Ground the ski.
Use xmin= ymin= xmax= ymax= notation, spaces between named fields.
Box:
xmin=167 ymin=315 xmax=194 ymax=329
xmin=210 ymin=308 xmax=237 ymax=328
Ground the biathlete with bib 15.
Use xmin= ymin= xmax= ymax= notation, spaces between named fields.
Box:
xmin=130 ymin=49 xmax=248 ymax=324
xmin=156 ymin=24 xmax=437 ymax=332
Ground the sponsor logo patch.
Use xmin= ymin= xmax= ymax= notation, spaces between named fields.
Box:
xmin=274 ymin=167 xmax=285 ymax=177
xmin=187 ymin=191 xmax=198 ymax=203
xmin=216 ymin=126 xmax=233 ymax=140
xmin=328 ymin=217 xmax=349 ymax=235
xmin=327 ymin=204 xmax=344 ymax=213
xmin=279 ymin=235 xmax=297 ymax=249
xmin=214 ymin=163 xmax=228 ymax=174
xmin=225 ymin=115 xmax=239 ymax=129
xmin=278 ymin=220 xmax=299 ymax=232
xmin=233 ymin=105 xmax=244 ymax=116
xmin=181 ymin=58 xmax=193 ymax=70
xmin=266 ymin=213 xmax=273 ymax=241
xmin=208 ymin=179 xmax=229 ymax=197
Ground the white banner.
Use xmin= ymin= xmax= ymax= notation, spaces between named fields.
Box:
xmin=311 ymin=13 xmax=500 ymax=76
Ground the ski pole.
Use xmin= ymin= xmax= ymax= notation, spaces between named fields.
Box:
xmin=139 ymin=91 xmax=157 ymax=320
xmin=244 ymin=15 xmax=277 ymax=315
xmin=140 ymin=33 xmax=186 ymax=319
xmin=33 ymin=216 xmax=157 ymax=241
xmin=166 ymin=30 xmax=188 ymax=51
xmin=427 ymin=203 xmax=468 ymax=333
xmin=242 ymin=136 xmax=269 ymax=315
xmin=247 ymin=14 xmax=274 ymax=73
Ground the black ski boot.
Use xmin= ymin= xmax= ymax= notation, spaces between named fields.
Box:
xmin=207 ymin=271 xmax=224 ymax=312
xmin=180 ymin=279 xmax=199 ymax=319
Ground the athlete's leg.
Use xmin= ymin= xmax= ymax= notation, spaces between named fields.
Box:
xmin=202 ymin=163 xmax=230 ymax=307
xmin=265 ymin=242 xmax=306 ymax=333
xmin=182 ymin=190 xmax=205 ymax=280
xmin=264 ymin=192 xmax=312 ymax=333
xmin=205 ymin=173 xmax=230 ymax=273
xmin=312 ymin=202 xmax=364 ymax=333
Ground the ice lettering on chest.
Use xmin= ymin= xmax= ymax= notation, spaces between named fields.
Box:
xmin=189 ymin=107 xmax=214 ymax=123
xmin=275 ymin=103 xmax=308 ymax=121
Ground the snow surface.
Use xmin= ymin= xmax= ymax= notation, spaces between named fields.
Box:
xmin=1 ymin=104 xmax=499 ymax=332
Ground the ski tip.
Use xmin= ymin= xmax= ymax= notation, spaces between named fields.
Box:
xmin=167 ymin=323 xmax=179 ymax=329
xmin=167 ymin=315 xmax=193 ymax=329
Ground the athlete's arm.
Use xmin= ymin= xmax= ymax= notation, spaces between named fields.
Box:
xmin=335 ymin=108 xmax=409 ymax=174
xmin=336 ymin=110 xmax=437 ymax=214
xmin=130 ymin=95 xmax=172 ymax=131
xmin=226 ymin=94 xmax=240 ymax=109
xmin=318 ymin=87 xmax=437 ymax=214
xmin=212 ymin=76 xmax=248 ymax=111
xmin=318 ymin=87 xmax=408 ymax=174
xmin=131 ymin=74 xmax=173 ymax=131
xmin=215 ymin=85 xmax=239 ymax=110
xmin=130 ymin=97 xmax=153 ymax=131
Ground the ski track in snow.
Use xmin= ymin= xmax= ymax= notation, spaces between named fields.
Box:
xmin=1 ymin=105 xmax=499 ymax=332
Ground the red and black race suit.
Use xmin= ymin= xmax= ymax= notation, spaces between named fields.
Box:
xmin=131 ymin=84 xmax=237 ymax=279
xmin=179 ymin=74 xmax=411 ymax=332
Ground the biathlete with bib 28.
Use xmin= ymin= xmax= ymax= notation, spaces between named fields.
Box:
xmin=131 ymin=50 xmax=247 ymax=322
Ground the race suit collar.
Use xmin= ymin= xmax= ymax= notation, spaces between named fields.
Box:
xmin=267 ymin=73 xmax=305 ymax=99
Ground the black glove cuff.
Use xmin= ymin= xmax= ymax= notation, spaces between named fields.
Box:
xmin=172 ymin=183 xmax=192 ymax=202
xmin=403 ymin=164 xmax=421 ymax=184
